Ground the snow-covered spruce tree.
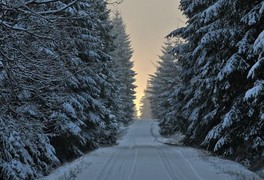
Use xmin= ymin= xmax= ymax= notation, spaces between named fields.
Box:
xmin=140 ymin=83 xmax=152 ymax=119
xmin=89 ymin=0 xmax=122 ymax=144
xmin=0 ymin=1 xmax=79 ymax=179
xmin=149 ymin=39 xmax=176 ymax=121
xmin=149 ymin=38 xmax=183 ymax=135
xmin=201 ymin=0 xmax=264 ymax=169
xmin=110 ymin=12 xmax=136 ymax=123
xmin=167 ymin=0 xmax=263 ymax=169
xmin=45 ymin=0 xmax=120 ymax=162
xmin=0 ymin=0 xmax=123 ymax=178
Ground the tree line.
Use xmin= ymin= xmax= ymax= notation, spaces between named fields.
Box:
xmin=150 ymin=0 xmax=263 ymax=173
xmin=0 ymin=1 xmax=135 ymax=179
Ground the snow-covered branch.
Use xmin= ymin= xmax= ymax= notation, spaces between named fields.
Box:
xmin=25 ymin=0 xmax=60 ymax=5
xmin=37 ymin=0 xmax=78 ymax=15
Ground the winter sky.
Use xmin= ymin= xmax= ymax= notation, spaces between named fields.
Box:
xmin=111 ymin=0 xmax=186 ymax=115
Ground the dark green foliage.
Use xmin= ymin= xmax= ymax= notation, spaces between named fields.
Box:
xmin=149 ymin=38 xmax=183 ymax=134
xmin=110 ymin=12 xmax=137 ymax=124
xmin=154 ymin=0 xmax=264 ymax=171
xmin=0 ymin=0 xmax=135 ymax=179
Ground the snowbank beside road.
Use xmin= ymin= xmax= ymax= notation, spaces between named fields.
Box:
xmin=151 ymin=120 xmax=263 ymax=180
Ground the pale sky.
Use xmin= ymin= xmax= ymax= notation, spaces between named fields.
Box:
xmin=111 ymin=0 xmax=186 ymax=116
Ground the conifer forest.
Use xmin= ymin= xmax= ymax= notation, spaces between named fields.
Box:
xmin=0 ymin=0 xmax=263 ymax=179
xmin=0 ymin=1 xmax=136 ymax=179
xmin=150 ymin=0 xmax=264 ymax=175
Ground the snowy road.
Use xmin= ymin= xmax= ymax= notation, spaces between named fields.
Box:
xmin=43 ymin=120 xmax=262 ymax=180
xmin=74 ymin=120 xmax=261 ymax=180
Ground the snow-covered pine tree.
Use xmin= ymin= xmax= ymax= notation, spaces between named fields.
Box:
xmin=0 ymin=1 xmax=77 ymax=179
xmin=200 ymin=0 xmax=264 ymax=169
xmin=166 ymin=0 xmax=263 ymax=170
xmin=165 ymin=0 xmax=221 ymax=143
xmin=149 ymin=39 xmax=175 ymax=121
xmin=90 ymin=0 xmax=123 ymax=144
xmin=46 ymin=0 xmax=101 ymax=160
xmin=110 ymin=12 xmax=136 ymax=123
xmin=149 ymin=37 xmax=183 ymax=135
xmin=140 ymin=82 xmax=153 ymax=119
xmin=45 ymin=0 xmax=122 ymax=161
xmin=0 ymin=0 xmax=126 ymax=178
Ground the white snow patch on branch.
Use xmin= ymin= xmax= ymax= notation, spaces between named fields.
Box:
xmin=217 ymin=54 xmax=249 ymax=80
xmin=253 ymin=30 xmax=264 ymax=54
xmin=201 ymin=4 xmax=220 ymax=23
xmin=244 ymin=81 xmax=264 ymax=100
xmin=247 ymin=57 xmax=264 ymax=79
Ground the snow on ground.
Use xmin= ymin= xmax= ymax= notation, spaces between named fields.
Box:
xmin=40 ymin=119 xmax=262 ymax=180
xmin=150 ymin=119 xmax=185 ymax=146
xmin=151 ymin=120 xmax=263 ymax=180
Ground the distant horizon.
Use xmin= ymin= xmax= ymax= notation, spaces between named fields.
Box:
xmin=110 ymin=0 xmax=186 ymax=116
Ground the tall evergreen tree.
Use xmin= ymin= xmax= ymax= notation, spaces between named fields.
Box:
xmin=161 ymin=0 xmax=264 ymax=170
xmin=140 ymin=83 xmax=153 ymax=119
xmin=149 ymin=38 xmax=183 ymax=134
xmin=0 ymin=0 xmax=133 ymax=179
xmin=45 ymin=0 xmax=119 ymax=162
xmin=110 ymin=12 xmax=136 ymax=123
xmin=0 ymin=1 xmax=74 ymax=178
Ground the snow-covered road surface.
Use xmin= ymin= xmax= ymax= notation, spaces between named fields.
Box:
xmin=42 ymin=120 xmax=262 ymax=180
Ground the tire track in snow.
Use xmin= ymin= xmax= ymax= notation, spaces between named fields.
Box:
xmin=68 ymin=120 xmax=258 ymax=180
xmin=111 ymin=148 xmax=127 ymax=180
xmin=156 ymin=147 xmax=178 ymax=180
xmin=128 ymin=148 xmax=138 ymax=180
xmin=151 ymin=119 xmax=204 ymax=180
xmin=95 ymin=149 xmax=121 ymax=180
xmin=174 ymin=149 xmax=204 ymax=180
